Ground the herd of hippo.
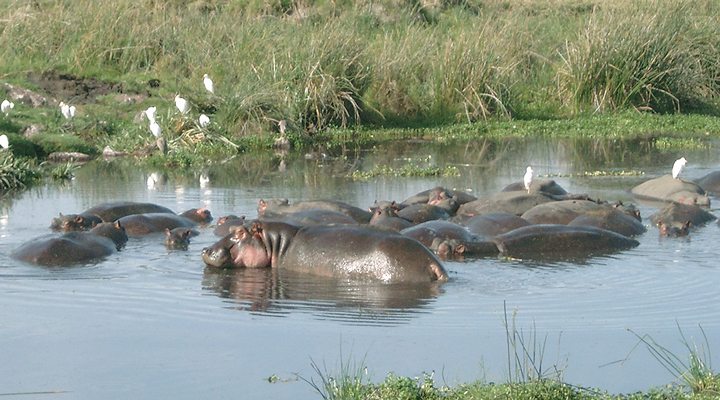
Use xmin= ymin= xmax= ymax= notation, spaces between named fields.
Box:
xmin=11 ymin=168 xmax=720 ymax=284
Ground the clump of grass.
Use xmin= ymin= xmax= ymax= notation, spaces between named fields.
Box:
xmin=556 ymin=1 xmax=720 ymax=114
xmin=630 ymin=324 xmax=720 ymax=397
xmin=47 ymin=161 xmax=79 ymax=181
xmin=351 ymin=164 xmax=460 ymax=180
xmin=300 ymin=355 xmax=371 ymax=400
xmin=0 ymin=152 xmax=41 ymax=191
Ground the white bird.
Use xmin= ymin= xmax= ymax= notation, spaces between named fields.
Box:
xmin=672 ymin=157 xmax=687 ymax=179
xmin=203 ymin=74 xmax=214 ymax=94
xmin=0 ymin=134 xmax=9 ymax=149
xmin=144 ymin=106 xmax=157 ymax=124
xmin=175 ymin=95 xmax=189 ymax=115
xmin=147 ymin=172 xmax=161 ymax=190
xmin=1 ymin=100 xmax=14 ymax=116
xmin=523 ymin=166 xmax=534 ymax=193
xmin=149 ymin=121 xmax=162 ymax=138
xmin=198 ymin=114 xmax=210 ymax=128
xmin=60 ymin=102 xmax=76 ymax=119
xmin=199 ymin=173 xmax=210 ymax=189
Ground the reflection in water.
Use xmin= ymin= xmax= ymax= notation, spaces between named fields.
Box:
xmin=202 ymin=267 xmax=441 ymax=325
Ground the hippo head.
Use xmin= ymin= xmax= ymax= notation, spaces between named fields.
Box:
xmin=257 ymin=198 xmax=289 ymax=217
xmin=430 ymin=238 xmax=465 ymax=260
xmin=165 ymin=227 xmax=198 ymax=250
xmin=50 ymin=213 xmax=100 ymax=232
xmin=90 ymin=221 xmax=129 ymax=250
xmin=181 ymin=208 xmax=213 ymax=224
xmin=202 ymin=223 xmax=271 ymax=268
xmin=658 ymin=220 xmax=691 ymax=237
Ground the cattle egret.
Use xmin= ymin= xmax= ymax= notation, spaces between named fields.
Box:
xmin=672 ymin=157 xmax=687 ymax=179
xmin=147 ymin=172 xmax=160 ymax=190
xmin=199 ymin=173 xmax=210 ymax=188
xmin=523 ymin=166 xmax=533 ymax=193
xmin=144 ymin=106 xmax=157 ymax=123
xmin=1 ymin=100 xmax=14 ymax=116
xmin=198 ymin=114 xmax=210 ymax=128
xmin=60 ymin=102 xmax=75 ymax=119
xmin=175 ymin=95 xmax=189 ymax=115
xmin=0 ymin=134 xmax=8 ymax=149
xmin=203 ymin=74 xmax=214 ymax=94
xmin=149 ymin=121 xmax=162 ymax=138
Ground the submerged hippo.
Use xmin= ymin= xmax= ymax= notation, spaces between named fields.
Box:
xmin=165 ymin=227 xmax=199 ymax=250
xmin=649 ymin=202 xmax=717 ymax=228
xmin=82 ymin=201 xmax=176 ymax=222
xmin=201 ymin=221 xmax=448 ymax=283
xmin=117 ymin=212 xmax=199 ymax=236
xmin=368 ymin=206 xmax=413 ymax=232
xmin=401 ymin=186 xmax=477 ymax=206
xmin=631 ymin=175 xmax=710 ymax=206
xmin=258 ymin=199 xmax=372 ymax=224
xmin=457 ymin=191 xmax=558 ymax=217
xmin=397 ymin=203 xmax=453 ymax=224
xmin=262 ymin=209 xmax=358 ymax=226
xmin=12 ymin=222 xmax=128 ymax=266
xmin=494 ymin=224 xmax=639 ymax=259
xmin=50 ymin=212 xmax=103 ymax=231
xmin=567 ymin=208 xmax=647 ymax=237
xmin=501 ymin=179 xmax=568 ymax=196
xmin=179 ymin=208 xmax=213 ymax=224
xmin=694 ymin=171 xmax=720 ymax=196
xmin=521 ymin=199 xmax=606 ymax=225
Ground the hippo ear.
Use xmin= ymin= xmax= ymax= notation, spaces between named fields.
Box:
xmin=165 ymin=228 xmax=171 ymax=237
xmin=232 ymin=226 xmax=250 ymax=240
xmin=250 ymin=222 xmax=263 ymax=235
xmin=75 ymin=215 xmax=84 ymax=224
xmin=114 ymin=220 xmax=123 ymax=230
xmin=182 ymin=229 xmax=192 ymax=239
xmin=455 ymin=244 xmax=466 ymax=255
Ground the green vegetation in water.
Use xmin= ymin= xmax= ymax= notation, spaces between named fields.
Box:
xmin=0 ymin=152 xmax=40 ymax=191
xmin=1 ymin=0 xmax=720 ymax=167
xmin=47 ymin=161 xmax=79 ymax=181
xmin=543 ymin=170 xmax=645 ymax=178
xmin=351 ymin=162 xmax=460 ymax=180
xmin=297 ymin=308 xmax=720 ymax=400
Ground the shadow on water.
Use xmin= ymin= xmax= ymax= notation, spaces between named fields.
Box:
xmin=201 ymin=267 xmax=442 ymax=326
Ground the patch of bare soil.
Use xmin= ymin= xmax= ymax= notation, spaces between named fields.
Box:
xmin=26 ymin=71 xmax=142 ymax=105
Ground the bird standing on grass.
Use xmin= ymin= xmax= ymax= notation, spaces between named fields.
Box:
xmin=60 ymin=102 xmax=76 ymax=120
xmin=0 ymin=134 xmax=9 ymax=149
xmin=523 ymin=166 xmax=534 ymax=193
xmin=203 ymin=74 xmax=214 ymax=94
xmin=199 ymin=114 xmax=210 ymax=128
xmin=672 ymin=157 xmax=687 ymax=179
xmin=175 ymin=95 xmax=189 ymax=115
xmin=1 ymin=100 xmax=14 ymax=116
xmin=144 ymin=106 xmax=157 ymax=124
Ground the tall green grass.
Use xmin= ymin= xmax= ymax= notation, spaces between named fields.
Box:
xmin=1 ymin=0 xmax=719 ymax=140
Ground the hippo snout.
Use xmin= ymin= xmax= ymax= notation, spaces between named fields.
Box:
xmin=202 ymin=245 xmax=230 ymax=268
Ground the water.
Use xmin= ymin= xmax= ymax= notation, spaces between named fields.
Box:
xmin=1 ymin=138 xmax=720 ymax=398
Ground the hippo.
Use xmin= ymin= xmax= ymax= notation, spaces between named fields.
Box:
xmin=457 ymin=191 xmax=558 ymax=217
xmin=368 ymin=206 xmax=413 ymax=232
xmin=201 ymin=221 xmax=448 ymax=283
xmin=462 ymin=213 xmax=531 ymax=237
xmin=521 ymin=199 xmax=606 ymax=225
xmin=396 ymin=203 xmax=452 ymax=224
xmin=567 ymin=208 xmax=647 ymax=237
xmin=117 ymin=212 xmax=198 ymax=236
xmin=214 ymin=215 xmax=247 ymax=236
xmin=493 ymin=224 xmax=640 ymax=259
xmin=501 ymin=179 xmax=568 ymax=196
xmin=400 ymin=220 xmax=498 ymax=257
xmin=694 ymin=171 xmax=720 ymax=195
xmin=262 ymin=209 xmax=358 ymax=226
xmin=631 ymin=175 xmax=710 ymax=206
xmin=401 ymin=186 xmax=477 ymax=206
xmin=649 ymin=202 xmax=716 ymax=230
xmin=82 ymin=201 xmax=176 ymax=222
xmin=12 ymin=222 xmax=128 ymax=266
xmin=658 ymin=220 xmax=691 ymax=237
xmin=165 ymin=227 xmax=199 ymax=250
xmin=50 ymin=212 xmax=102 ymax=231
xmin=179 ymin=208 xmax=213 ymax=224
xmin=258 ymin=199 xmax=372 ymax=224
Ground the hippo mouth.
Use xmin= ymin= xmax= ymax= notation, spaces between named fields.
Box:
xmin=201 ymin=243 xmax=236 ymax=268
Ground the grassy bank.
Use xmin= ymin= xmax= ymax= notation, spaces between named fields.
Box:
xmin=1 ymin=0 xmax=720 ymax=168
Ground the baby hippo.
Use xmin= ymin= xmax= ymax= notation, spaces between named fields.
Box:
xmin=165 ymin=227 xmax=200 ymax=250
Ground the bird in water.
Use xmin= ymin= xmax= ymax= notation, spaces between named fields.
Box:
xmin=175 ymin=95 xmax=189 ymax=115
xmin=203 ymin=74 xmax=214 ymax=94
xmin=523 ymin=166 xmax=533 ymax=193
xmin=672 ymin=157 xmax=687 ymax=179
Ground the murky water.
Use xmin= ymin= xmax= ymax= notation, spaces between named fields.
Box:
xmin=2 ymin=138 xmax=720 ymax=399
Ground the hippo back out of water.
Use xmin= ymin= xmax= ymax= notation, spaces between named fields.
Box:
xmin=83 ymin=201 xmax=176 ymax=222
xmin=202 ymin=221 xmax=448 ymax=283
xmin=12 ymin=222 xmax=128 ymax=266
